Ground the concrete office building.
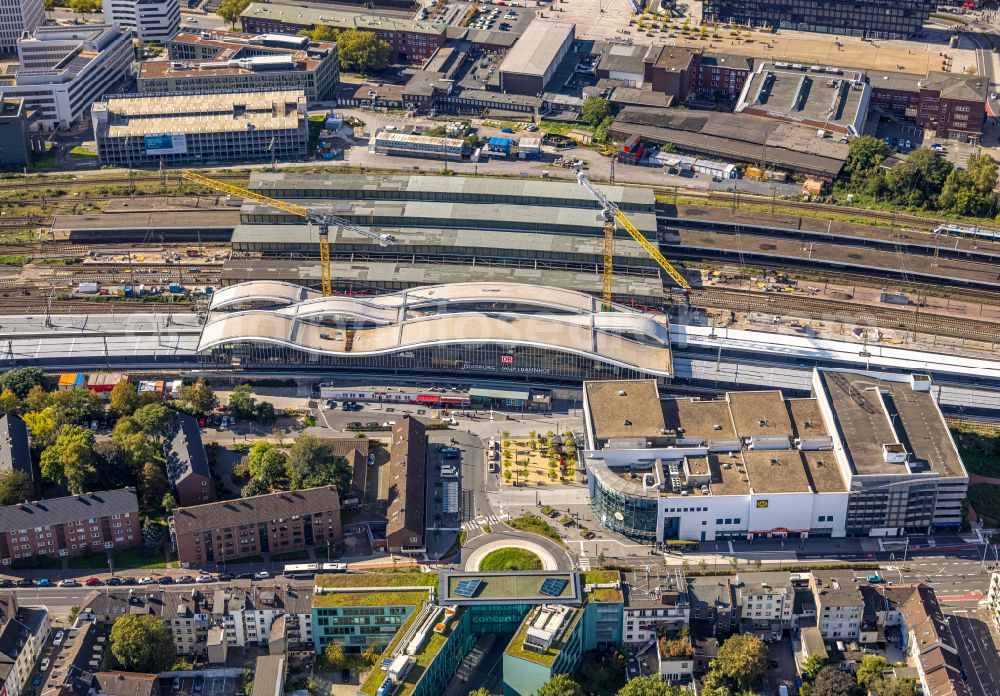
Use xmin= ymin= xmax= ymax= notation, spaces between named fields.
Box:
xmin=0 ymin=98 xmax=34 ymax=166
xmin=170 ymin=486 xmax=343 ymax=565
xmin=498 ymin=20 xmax=574 ymax=96
xmin=702 ymin=0 xmax=935 ymax=39
xmin=0 ymin=488 xmax=141 ymax=564
xmin=240 ymin=2 xmax=445 ymax=63
xmin=0 ymin=0 xmax=43 ymax=53
xmin=0 ymin=25 xmax=134 ymax=130
xmin=103 ymin=0 xmax=180 ymax=44
xmin=92 ymin=89 xmax=308 ymax=166
xmin=582 ymin=369 xmax=968 ymax=543
xmin=139 ymin=31 xmax=339 ymax=102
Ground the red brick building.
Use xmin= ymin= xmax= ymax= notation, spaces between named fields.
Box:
xmin=0 ymin=488 xmax=141 ymax=564
xmin=643 ymin=46 xmax=698 ymax=102
xmin=868 ymin=70 xmax=987 ymax=140
xmin=171 ymin=487 xmax=343 ymax=566
xmin=693 ymin=52 xmax=754 ymax=99
xmin=165 ymin=413 xmax=215 ymax=507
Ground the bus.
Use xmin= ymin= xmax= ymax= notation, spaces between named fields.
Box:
xmin=283 ymin=563 xmax=320 ymax=578
xmin=321 ymin=562 xmax=348 ymax=573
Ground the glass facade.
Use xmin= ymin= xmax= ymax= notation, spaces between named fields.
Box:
xmin=589 ymin=477 xmax=660 ymax=543
xmin=703 ymin=0 xmax=934 ymax=39
xmin=201 ymin=341 xmax=657 ymax=385
xmin=844 ymin=479 xmax=938 ymax=536
xmin=311 ymin=604 xmax=416 ymax=653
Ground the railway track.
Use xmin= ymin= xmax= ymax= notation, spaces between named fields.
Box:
xmin=691 ymin=286 xmax=1000 ymax=344
xmin=0 ymin=297 xmax=200 ymax=314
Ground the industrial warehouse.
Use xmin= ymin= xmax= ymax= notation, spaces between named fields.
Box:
xmin=583 ymin=370 xmax=968 ymax=543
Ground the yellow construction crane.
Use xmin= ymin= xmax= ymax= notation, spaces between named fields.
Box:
xmin=576 ymin=170 xmax=689 ymax=310
xmin=181 ymin=171 xmax=395 ymax=296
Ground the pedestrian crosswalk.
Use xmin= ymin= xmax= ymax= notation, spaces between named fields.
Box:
xmin=578 ymin=548 xmax=591 ymax=571
xmin=462 ymin=514 xmax=508 ymax=531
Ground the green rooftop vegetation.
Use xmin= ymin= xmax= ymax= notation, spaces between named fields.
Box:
xmin=580 ymin=570 xmax=623 ymax=603
xmin=358 ymin=608 xmax=423 ymax=696
xmin=313 ymin=589 xmax=430 ymax=608
xmin=503 ymin=605 xmax=583 ymax=667
xmin=315 ymin=572 xmax=438 ymax=589
xmin=358 ymin=608 xmax=459 ymax=696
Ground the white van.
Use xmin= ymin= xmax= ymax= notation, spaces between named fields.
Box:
xmin=441 ymin=465 xmax=459 ymax=478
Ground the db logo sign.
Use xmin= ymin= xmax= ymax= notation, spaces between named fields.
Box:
xmin=756 ymin=500 xmax=769 ymax=508
xmin=500 ymin=355 xmax=515 ymax=365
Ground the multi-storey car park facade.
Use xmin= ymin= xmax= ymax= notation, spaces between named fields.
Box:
xmin=0 ymin=25 xmax=134 ymax=130
xmin=92 ymin=89 xmax=308 ymax=166
xmin=103 ymin=0 xmax=180 ymax=45
xmin=198 ymin=281 xmax=674 ymax=384
xmin=702 ymin=0 xmax=935 ymax=39
xmin=139 ymin=30 xmax=339 ymax=102
xmin=582 ymin=369 xmax=968 ymax=543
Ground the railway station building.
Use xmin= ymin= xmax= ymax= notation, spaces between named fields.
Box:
xmin=582 ymin=369 xmax=968 ymax=543
xmin=198 ymin=281 xmax=674 ymax=383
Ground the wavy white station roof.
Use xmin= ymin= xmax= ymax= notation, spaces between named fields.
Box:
xmin=201 ymin=282 xmax=673 ymax=377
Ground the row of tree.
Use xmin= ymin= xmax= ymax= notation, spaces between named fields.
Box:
xmin=841 ymin=136 xmax=998 ymax=218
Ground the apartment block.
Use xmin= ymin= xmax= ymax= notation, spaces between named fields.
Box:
xmin=734 ymin=572 xmax=794 ymax=640
xmin=0 ymin=25 xmax=134 ymax=130
xmin=0 ymin=488 xmax=140 ymax=564
xmin=165 ymin=413 xmax=215 ymax=507
xmin=92 ymin=89 xmax=308 ymax=166
xmin=139 ymin=30 xmax=339 ymax=101
xmin=622 ymin=569 xmax=689 ymax=645
xmin=171 ymin=486 xmax=342 ymax=566
xmin=0 ymin=0 xmax=43 ymax=53
xmin=104 ymin=0 xmax=180 ymax=44
xmin=0 ymin=594 xmax=50 ymax=696
xmin=810 ymin=571 xmax=864 ymax=642
xmin=868 ymin=71 xmax=988 ymax=140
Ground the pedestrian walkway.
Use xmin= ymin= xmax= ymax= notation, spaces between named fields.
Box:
xmin=461 ymin=514 xmax=507 ymax=531
xmin=578 ymin=547 xmax=591 ymax=571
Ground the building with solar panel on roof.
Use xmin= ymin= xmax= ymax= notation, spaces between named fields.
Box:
xmin=312 ymin=569 xmax=625 ymax=696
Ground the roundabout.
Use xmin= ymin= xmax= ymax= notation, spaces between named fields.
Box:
xmin=465 ymin=538 xmax=559 ymax=572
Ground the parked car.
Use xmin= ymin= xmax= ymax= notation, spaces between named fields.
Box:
xmin=196 ymin=574 xmax=214 ymax=583
xmin=16 ymin=578 xmax=33 ymax=587
xmin=118 ymin=576 xmax=136 ymax=585
xmin=194 ymin=676 xmax=204 ymax=693
xmin=36 ymin=578 xmax=51 ymax=587
xmin=0 ymin=579 xmax=12 ymax=588
xmin=341 ymin=669 xmax=351 ymax=683
xmin=105 ymin=577 xmax=122 ymax=586
xmin=253 ymin=570 xmax=270 ymax=580
xmin=348 ymin=421 xmax=363 ymax=428
xmin=32 ymin=676 xmax=42 ymax=686
xmin=40 ymin=658 xmax=49 ymax=671
xmin=84 ymin=577 xmax=101 ymax=586
xmin=440 ymin=446 xmax=459 ymax=454
xmin=157 ymin=576 xmax=174 ymax=584
xmin=175 ymin=575 xmax=194 ymax=584
xmin=218 ymin=573 xmax=235 ymax=582
xmin=53 ymin=630 xmax=64 ymax=646
xmin=138 ymin=576 xmax=156 ymax=585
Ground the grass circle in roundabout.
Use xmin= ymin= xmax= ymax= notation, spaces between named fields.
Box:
xmin=478 ymin=547 xmax=544 ymax=571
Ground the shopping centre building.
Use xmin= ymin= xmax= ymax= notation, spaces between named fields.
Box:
xmin=198 ymin=281 xmax=674 ymax=383
xmin=582 ymin=369 xmax=968 ymax=542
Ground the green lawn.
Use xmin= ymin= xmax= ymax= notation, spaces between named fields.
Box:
xmin=479 ymin=547 xmax=543 ymax=571
xmin=69 ymin=146 xmax=97 ymax=157
xmin=506 ymin=515 xmax=563 ymax=544
xmin=270 ymin=549 xmax=311 ymax=562
xmin=68 ymin=547 xmax=175 ymax=570
xmin=950 ymin=424 xmax=1000 ymax=478
xmin=28 ymin=145 xmax=58 ymax=171
xmin=968 ymin=483 xmax=1000 ymax=527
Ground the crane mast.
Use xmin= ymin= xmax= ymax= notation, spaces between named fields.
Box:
xmin=576 ymin=170 xmax=690 ymax=309
xmin=181 ymin=171 xmax=396 ymax=296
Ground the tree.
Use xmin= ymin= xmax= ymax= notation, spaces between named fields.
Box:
xmin=338 ymin=28 xmax=391 ymax=72
xmin=713 ymin=634 xmax=767 ymax=690
xmin=616 ymin=676 xmax=681 ymax=696
xmin=286 ymin=434 xmax=352 ymax=491
xmin=24 ymin=385 xmax=48 ymax=412
xmin=844 ymin=135 xmax=889 ymax=180
xmin=0 ymin=470 xmax=30 ymax=506
xmin=241 ymin=669 xmax=254 ymax=696
xmin=247 ymin=442 xmax=287 ymax=488
xmin=40 ymin=425 xmax=96 ymax=492
xmin=812 ymin=666 xmax=860 ymax=696
xmin=139 ymin=461 xmax=167 ymax=509
xmin=0 ymin=389 xmax=20 ymax=416
xmin=181 ymin=379 xmax=218 ymax=417
xmin=109 ymin=615 xmax=175 ymax=673
xmin=142 ymin=519 xmax=164 ymax=552
xmin=93 ymin=440 xmax=136 ymax=490
xmin=581 ymin=97 xmax=612 ymax=127
xmin=228 ymin=384 xmax=257 ymax=421
xmin=242 ymin=478 xmax=269 ymax=497
xmin=110 ymin=381 xmax=140 ymax=418
xmin=535 ymin=674 xmax=583 ymax=696
xmin=23 ymin=408 xmax=58 ymax=449
xmin=255 ymin=401 xmax=277 ymax=425
xmin=132 ymin=403 xmax=175 ymax=441
xmin=0 ymin=367 xmax=48 ymax=398
xmin=68 ymin=0 xmax=100 ymax=13
xmin=161 ymin=492 xmax=177 ymax=512
xmin=801 ymin=654 xmax=828 ymax=683
xmin=217 ymin=0 xmax=251 ymax=27
xmin=309 ymin=25 xmax=339 ymax=41
xmin=877 ymin=679 xmax=919 ymax=696
xmin=468 ymin=690 xmax=497 ymax=696
xmin=322 ymin=642 xmax=345 ymax=669
xmin=856 ymin=654 xmax=889 ymax=689
xmin=48 ymin=388 xmax=102 ymax=427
